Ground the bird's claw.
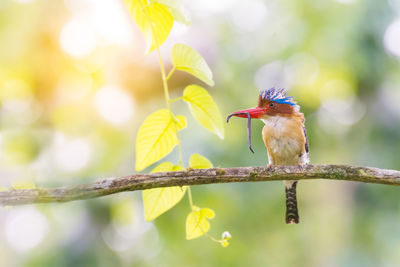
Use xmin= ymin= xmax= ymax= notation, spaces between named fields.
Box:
xmin=297 ymin=164 xmax=306 ymax=172
xmin=266 ymin=164 xmax=273 ymax=172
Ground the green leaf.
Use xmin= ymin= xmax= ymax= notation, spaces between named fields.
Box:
xmin=171 ymin=44 xmax=214 ymax=86
xmin=183 ymin=85 xmax=224 ymax=139
xmin=125 ymin=0 xmax=174 ymax=53
xmin=154 ymin=0 xmax=190 ymax=25
xmin=186 ymin=206 xmax=215 ymax=240
xmin=143 ymin=162 xmax=187 ymax=221
xmin=189 ymin=153 xmax=213 ymax=169
xmin=135 ymin=109 xmax=184 ymax=171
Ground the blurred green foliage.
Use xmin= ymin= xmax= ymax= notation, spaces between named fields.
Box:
xmin=1 ymin=0 xmax=400 ymax=266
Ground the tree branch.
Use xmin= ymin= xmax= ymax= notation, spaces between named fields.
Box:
xmin=1 ymin=164 xmax=400 ymax=206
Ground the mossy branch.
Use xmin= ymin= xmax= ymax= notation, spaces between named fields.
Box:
xmin=1 ymin=164 xmax=400 ymax=206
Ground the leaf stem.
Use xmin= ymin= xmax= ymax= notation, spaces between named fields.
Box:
xmin=154 ymin=40 xmax=183 ymax=165
xmin=169 ymin=97 xmax=184 ymax=103
xmin=139 ymin=0 xmax=173 ymax=112
xmin=157 ymin=47 xmax=183 ymax=166
xmin=138 ymin=0 xmax=219 ymax=244
xmin=153 ymin=34 xmax=183 ymax=166
xmin=187 ymin=186 xmax=194 ymax=209
xmin=166 ymin=66 xmax=176 ymax=81
xmin=204 ymin=232 xmax=223 ymax=244
xmin=177 ymin=141 xmax=183 ymax=166
xmin=156 ymin=49 xmax=172 ymax=110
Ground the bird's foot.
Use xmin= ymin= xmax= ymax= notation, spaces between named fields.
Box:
xmin=266 ymin=164 xmax=273 ymax=172
xmin=297 ymin=164 xmax=306 ymax=172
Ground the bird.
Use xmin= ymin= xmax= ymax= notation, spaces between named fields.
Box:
xmin=226 ymin=88 xmax=309 ymax=224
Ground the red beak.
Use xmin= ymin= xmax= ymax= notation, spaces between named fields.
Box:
xmin=226 ymin=107 xmax=266 ymax=154
xmin=226 ymin=107 xmax=265 ymax=122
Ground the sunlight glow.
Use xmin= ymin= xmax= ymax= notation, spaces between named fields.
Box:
xmin=320 ymin=79 xmax=354 ymax=101
xmin=102 ymin=200 xmax=160 ymax=260
xmin=5 ymin=208 xmax=48 ymax=252
xmin=284 ymin=53 xmax=320 ymax=86
xmin=384 ymin=18 xmax=400 ymax=59
xmin=189 ymin=0 xmax=237 ymax=14
xmin=321 ymin=97 xmax=366 ymax=125
xmin=0 ymin=79 xmax=43 ymax=125
xmin=50 ymin=203 xmax=90 ymax=244
xmin=54 ymin=134 xmax=92 ymax=172
xmin=60 ymin=17 xmax=97 ymax=58
xmin=14 ymin=0 xmax=34 ymax=3
xmin=230 ymin=0 xmax=268 ymax=32
xmin=389 ymin=0 xmax=400 ymax=12
xmin=63 ymin=0 xmax=133 ymax=46
xmin=1 ymin=79 xmax=33 ymax=113
xmin=56 ymin=72 xmax=93 ymax=103
xmin=380 ymin=78 xmax=400 ymax=118
xmin=94 ymin=86 xmax=134 ymax=126
xmin=335 ymin=0 xmax=357 ymax=4
xmin=254 ymin=61 xmax=289 ymax=90
xmin=90 ymin=0 xmax=133 ymax=45
xmin=318 ymin=95 xmax=366 ymax=135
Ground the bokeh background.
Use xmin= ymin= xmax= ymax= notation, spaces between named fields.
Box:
xmin=1 ymin=0 xmax=400 ymax=266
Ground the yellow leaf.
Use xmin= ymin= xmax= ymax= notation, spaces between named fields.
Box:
xmin=149 ymin=161 xmax=184 ymax=173
xmin=136 ymin=109 xmax=184 ymax=171
xmin=143 ymin=161 xmax=186 ymax=221
xmin=171 ymin=44 xmax=214 ymax=86
xmin=189 ymin=153 xmax=213 ymax=169
xmin=154 ymin=0 xmax=190 ymax=25
xmin=183 ymin=85 xmax=224 ymax=139
xmin=150 ymin=161 xmax=175 ymax=172
xmin=125 ymin=0 xmax=174 ymax=53
xmin=143 ymin=187 xmax=187 ymax=221
xmin=186 ymin=206 xmax=215 ymax=240
xmin=11 ymin=181 xmax=36 ymax=189
xmin=172 ymin=165 xmax=184 ymax=171
xmin=0 ymin=186 xmax=7 ymax=192
xmin=175 ymin=115 xmax=187 ymax=130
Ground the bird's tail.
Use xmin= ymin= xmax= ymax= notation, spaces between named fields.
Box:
xmin=284 ymin=181 xmax=299 ymax=224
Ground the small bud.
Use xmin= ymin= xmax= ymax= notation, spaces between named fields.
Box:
xmin=221 ymin=240 xmax=229 ymax=247
xmin=192 ymin=205 xmax=200 ymax=212
xmin=222 ymin=231 xmax=232 ymax=240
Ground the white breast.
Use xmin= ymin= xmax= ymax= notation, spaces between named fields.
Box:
xmin=262 ymin=116 xmax=290 ymax=136
xmin=262 ymin=116 xmax=304 ymax=165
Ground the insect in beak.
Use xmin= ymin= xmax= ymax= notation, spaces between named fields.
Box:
xmin=226 ymin=107 xmax=265 ymax=153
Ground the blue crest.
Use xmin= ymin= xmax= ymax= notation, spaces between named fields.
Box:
xmin=260 ymin=88 xmax=296 ymax=106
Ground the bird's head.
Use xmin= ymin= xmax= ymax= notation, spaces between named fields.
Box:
xmin=226 ymin=88 xmax=298 ymax=121
xmin=226 ymin=88 xmax=298 ymax=153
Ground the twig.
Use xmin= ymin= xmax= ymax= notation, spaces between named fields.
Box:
xmin=1 ymin=164 xmax=400 ymax=206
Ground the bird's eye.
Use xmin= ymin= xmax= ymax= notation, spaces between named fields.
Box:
xmin=269 ymin=102 xmax=274 ymax=107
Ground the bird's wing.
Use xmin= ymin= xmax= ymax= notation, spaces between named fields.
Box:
xmin=299 ymin=125 xmax=310 ymax=165
xmin=303 ymin=126 xmax=309 ymax=153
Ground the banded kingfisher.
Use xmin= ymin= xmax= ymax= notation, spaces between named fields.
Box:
xmin=227 ymin=88 xmax=309 ymax=224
